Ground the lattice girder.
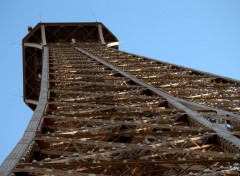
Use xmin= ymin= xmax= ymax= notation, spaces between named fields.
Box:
xmin=81 ymin=44 xmax=240 ymax=113
xmin=10 ymin=44 xmax=239 ymax=176
xmin=1 ymin=23 xmax=240 ymax=176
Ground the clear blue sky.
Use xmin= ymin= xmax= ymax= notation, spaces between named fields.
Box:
xmin=0 ymin=0 xmax=240 ymax=164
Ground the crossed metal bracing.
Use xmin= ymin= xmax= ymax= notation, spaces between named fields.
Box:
xmin=12 ymin=44 xmax=240 ymax=176
xmin=77 ymin=43 xmax=240 ymax=141
xmin=44 ymin=25 xmax=99 ymax=43
xmin=24 ymin=23 xmax=117 ymax=44
xmin=78 ymin=43 xmax=240 ymax=114
xmin=23 ymin=46 xmax=42 ymax=109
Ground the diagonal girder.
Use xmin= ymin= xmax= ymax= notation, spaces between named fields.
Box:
xmin=75 ymin=46 xmax=240 ymax=152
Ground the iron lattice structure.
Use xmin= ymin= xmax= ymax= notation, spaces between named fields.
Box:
xmin=1 ymin=22 xmax=240 ymax=176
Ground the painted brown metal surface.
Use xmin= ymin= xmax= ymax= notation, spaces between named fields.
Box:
xmin=0 ymin=23 xmax=240 ymax=176
xmin=22 ymin=22 xmax=117 ymax=110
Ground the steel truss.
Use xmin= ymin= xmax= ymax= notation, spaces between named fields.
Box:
xmin=0 ymin=23 xmax=240 ymax=176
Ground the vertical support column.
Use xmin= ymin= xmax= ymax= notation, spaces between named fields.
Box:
xmin=98 ymin=24 xmax=106 ymax=45
xmin=41 ymin=25 xmax=47 ymax=46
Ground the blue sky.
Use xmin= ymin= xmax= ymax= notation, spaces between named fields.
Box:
xmin=0 ymin=0 xmax=240 ymax=164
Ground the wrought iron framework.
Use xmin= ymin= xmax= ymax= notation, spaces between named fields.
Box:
xmin=0 ymin=22 xmax=240 ymax=176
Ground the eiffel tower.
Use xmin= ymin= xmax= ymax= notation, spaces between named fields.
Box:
xmin=1 ymin=22 xmax=240 ymax=176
